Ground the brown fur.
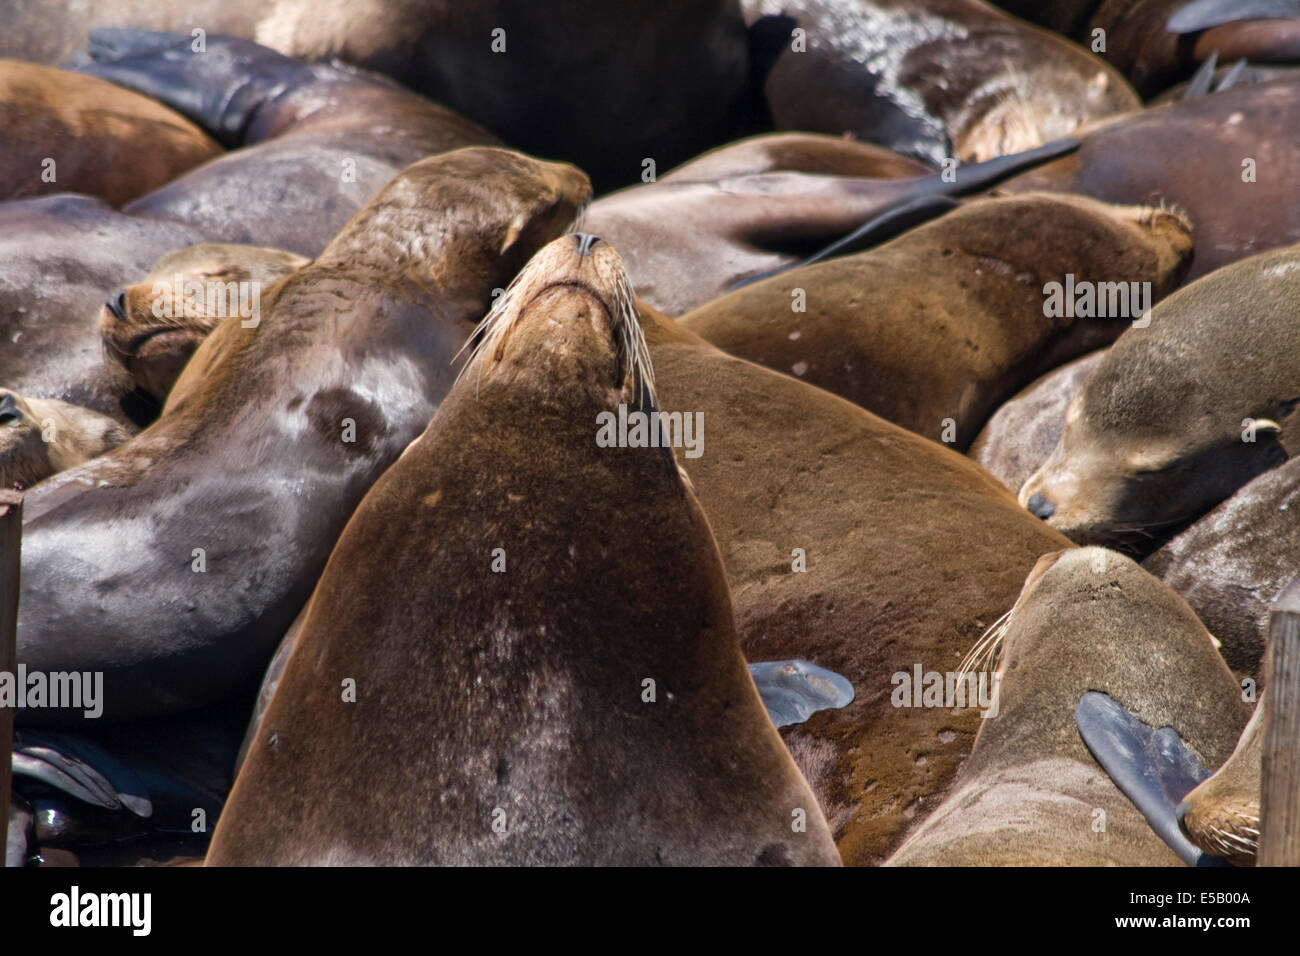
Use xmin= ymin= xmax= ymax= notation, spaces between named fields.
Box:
xmin=639 ymin=304 xmax=1075 ymax=864
xmin=0 ymin=60 xmax=221 ymax=206
xmin=1021 ymin=243 xmax=1300 ymax=549
xmin=1180 ymin=697 xmax=1263 ymax=866
xmin=887 ymin=547 xmax=1249 ymax=865
xmin=209 ymin=236 xmax=840 ymax=866
xmin=969 ymin=349 xmax=1105 ymax=494
xmin=100 ymin=244 xmax=309 ymax=404
xmin=0 ymin=391 xmax=131 ymax=489
xmin=1002 ymin=75 xmax=1300 ymax=283
xmin=16 ymin=147 xmax=591 ymax=725
xmin=582 ymin=134 xmax=936 ymax=315
xmin=679 ymin=192 xmax=1192 ymax=448
xmin=1146 ymin=458 xmax=1300 ymax=679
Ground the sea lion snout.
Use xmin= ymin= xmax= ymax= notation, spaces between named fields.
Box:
xmin=572 ymin=232 xmax=603 ymax=257
xmin=1025 ymin=492 xmax=1056 ymax=520
xmin=105 ymin=290 xmax=127 ymax=321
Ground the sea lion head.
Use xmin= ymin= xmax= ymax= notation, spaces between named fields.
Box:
xmin=99 ymin=244 xmax=309 ymax=402
xmin=962 ymin=546 xmax=1244 ymax=774
xmin=460 ymin=232 xmax=656 ymax=420
xmin=315 ymin=148 xmax=593 ymax=297
xmin=0 ymin=390 xmax=130 ymax=490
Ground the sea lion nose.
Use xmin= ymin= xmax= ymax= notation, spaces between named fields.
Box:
xmin=572 ymin=233 xmax=602 ymax=257
xmin=1026 ymin=493 xmax=1056 ymax=519
xmin=106 ymin=290 xmax=127 ymax=321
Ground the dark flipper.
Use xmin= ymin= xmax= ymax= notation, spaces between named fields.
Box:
xmin=1075 ymin=691 xmax=1229 ymax=867
xmin=731 ymin=194 xmax=959 ymax=290
xmin=13 ymin=730 xmax=152 ymax=817
xmin=1169 ymin=0 xmax=1300 ymax=34
xmin=731 ymin=137 xmax=1080 ymax=288
xmin=70 ymin=29 xmax=319 ymax=146
xmin=748 ymin=660 xmax=855 ymax=728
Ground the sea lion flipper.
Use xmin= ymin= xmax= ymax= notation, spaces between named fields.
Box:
xmin=748 ymin=659 xmax=855 ymax=728
xmin=942 ymin=138 xmax=1081 ymax=196
xmin=73 ymin=29 xmax=313 ymax=146
xmin=1074 ymin=691 xmax=1227 ymax=867
xmin=13 ymin=730 xmax=153 ymax=817
xmin=1168 ymin=0 xmax=1300 ymax=34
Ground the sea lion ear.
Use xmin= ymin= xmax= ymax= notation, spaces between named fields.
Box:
xmin=1253 ymin=418 xmax=1282 ymax=435
xmin=499 ymin=212 xmax=529 ymax=255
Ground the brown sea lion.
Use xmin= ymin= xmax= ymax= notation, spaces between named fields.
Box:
xmin=100 ymin=244 xmax=309 ymax=404
xmin=743 ymin=0 xmax=1139 ymax=166
xmin=885 ymin=547 xmax=1248 ymax=865
xmin=0 ymin=59 xmax=220 ymax=205
xmin=969 ymin=349 xmax=1106 ymax=494
xmin=75 ymin=31 xmax=501 ymax=256
xmin=587 ymin=137 xmax=1076 ymax=314
xmin=679 ymin=192 xmax=1192 ymax=448
xmin=636 ymin=303 xmax=1074 ymax=864
xmin=209 ymin=234 xmax=840 ymax=866
xmin=1019 ymin=244 xmax=1300 ymax=550
xmin=1000 ymin=74 xmax=1300 ymax=283
xmin=1144 ymin=455 xmax=1300 ymax=677
xmin=1178 ymin=695 xmax=1264 ymax=866
xmin=584 ymin=137 xmax=1079 ymax=316
xmin=993 ymin=0 xmax=1300 ymax=96
xmin=0 ymin=34 xmax=498 ymax=428
xmin=14 ymin=147 xmax=590 ymax=726
xmin=0 ymin=391 xmax=131 ymax=490
xmin=7 ymin=6 xmax=750 ymax=191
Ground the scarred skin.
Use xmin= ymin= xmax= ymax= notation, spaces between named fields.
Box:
xmin=743 ymin=0 xmax=1139 ymax=166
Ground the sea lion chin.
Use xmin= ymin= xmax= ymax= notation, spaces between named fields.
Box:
xmin=209 ymin=233 xmax=839 ymax=866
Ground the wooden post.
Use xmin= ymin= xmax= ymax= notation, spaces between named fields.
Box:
xmin=1261 ymin=579 xmax=1300 ymax=866
xmin=0 ymin=490 xmax=21 ymax=867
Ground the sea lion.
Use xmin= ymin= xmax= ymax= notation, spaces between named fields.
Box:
xmin=1000 ymin=74 xmax=1300 ymax=283
xmin=1144 ymin=455 xmax=1300 ymax=677
xmin=0 ymin=59 xmax=220 ymax=205
xmin=637 ymin=303 xmax=1075 ymax=864
xmin=75 ymin=30 xmax=502 ymax=255
xmin=992 ymin=0 xmax=1300 ymax=96
xmin=14 ymin=147 xmax=590 ymax=726
xmin=99 ymin=243 xmax=309 ymax=404
xmin=679 ymin=192 xmax=1192 ymax=448
xmin=7 ymin=5 xmax=750 ymax=191
xmin=0 ymin=391 xmax=131 ymax=490
xmin=885 ymin=547 xmax=1248 ymax=865
xmin=0 ymin=33 xmax=499 ymax=428
xmin=969 ymin=350 xmax=1106 ymax=494
xmin=743 ymin=0 xmax=1139 ymax=166
xmin=583 ymin=137 xmax=1079 ymax=315
xmin=208 ymin=234 xmax=840 ymax=866
xmin=1019 ymin=244 xmax=1300 ymax=550
xmin=1178 ymin=694 xmax=1264 ymax=866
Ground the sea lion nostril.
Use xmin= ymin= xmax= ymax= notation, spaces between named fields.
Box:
xmin=572 ymin=233 xmax=601 ymax=257
xmin=1026 ymin=493 xmax=1056 ymax=519
xmin=106 ymin=290 xmax=127 ymax=321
